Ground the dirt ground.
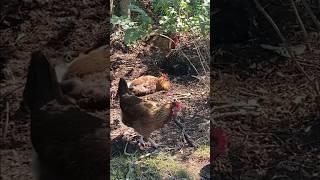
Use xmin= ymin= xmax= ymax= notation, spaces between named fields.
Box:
xmin=0 ymin=0 xmax=107 ymax=179
xmin=0 ymin=0 xmax=210 ymax=179
xmin=212 ymin=45 xmax=320 ymax=179
xmin=110 ymin=35 xmax=210 ymax=179
xmin=211 ymin=1 xmax=320 ymax=178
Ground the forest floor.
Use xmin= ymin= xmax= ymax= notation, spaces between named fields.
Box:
xmin=212 ymin=45 xmax=320 ymax=180
xmin=0 ymin=1 xmax=210 ymax=179
xmin=110 ymin=34 xmax=210 ymax=179
xmin=0 ymin=1 xmax=107 ymax=179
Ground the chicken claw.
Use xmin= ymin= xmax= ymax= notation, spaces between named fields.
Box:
xmin=138 ymin=136 xmax=147 ymax=148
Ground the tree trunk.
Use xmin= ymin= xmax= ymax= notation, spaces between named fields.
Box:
xmin=110 ymin=0 xmax=113 ymax=15
xmin=114 ymin=0 xmax=130 ymax=17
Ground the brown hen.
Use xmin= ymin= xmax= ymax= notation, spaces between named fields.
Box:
xmin=118 ymin=78 xmax=182 ymax=148
xmin=128 ymin=73 xmax=171 ymax=96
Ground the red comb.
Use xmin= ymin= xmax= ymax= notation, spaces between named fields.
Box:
xmin=176 ymin=101 xmax=182 ymax=107
xmin=160 ymin=73 xmax=169 ymax=79
xmin=211 ymin=128 xmax=228 ymax=159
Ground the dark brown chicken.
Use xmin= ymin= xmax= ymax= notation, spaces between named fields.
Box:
xmin=148 ymin=33 xmax=180 ymax=58
xmin=118 ymin=78 xmax=182 ymax=148
xmin=23 ymin=51 xmax=109 ymax=180
xmin=61 ymin=45 xmax=109 ymax=78
xmin=128 ymin=73 xmax=171 ymax=96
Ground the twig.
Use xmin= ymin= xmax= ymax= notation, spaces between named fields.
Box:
xmin=0 ymin=84 xmax=24 ymax=100
xmin=212 ymin=103 xmax=259 ymax=111
xmin=212 ymin=111 xmax=260 ymax=119
xmin=180 ymin=50 xmax=201 ymax=76
xmin=174 ymin=93 xmax=192 ymax=100
xmin=149 ymin=33 xmax=176 ymax=45
xmin=271 ymin=175 xmax=292 ymax=180
xmin=290 ymin=0 xmax=311 ymax=50
xmin=173 ymin=117 xmax=197 ymax=147
xmin=253 ymin=0 xmax=313 ymax=83
xmin=301 ymin=0 xmax=320 ymax=31
xmin=194 ymin=43 xmax=208 ymax=74
xmin=254 ymin=0 xmax=290 ymax=51
xmin=124 ymin=141 xmax=135 ymax=156
xmin=138 ymin=149 xmax=160 ymax=160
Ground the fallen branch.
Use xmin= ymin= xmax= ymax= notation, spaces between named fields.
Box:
xmin=254 ymin=0 xmax=319 ymax=101
xmin=180 ymin=50 xmax=201 ymax=77
xmin=301 ymin=0 xmax=320 ymax=31
xmin=291 ymin=0 xmax=308 ymax=39
xmin=290 ymin=0 xmax=311 ymax=50
xmin=212 ymin=111 xmax=260 ymax=119
xmin=212 ymin=103 xmax=259 ymax=112
xmin=254 ymin=0 xmax=312 ymax=81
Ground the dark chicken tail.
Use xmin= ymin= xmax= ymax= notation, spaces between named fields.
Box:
xmin=117 ymin=78 xmax=129 ymax=98
xmin=23 ymin=51 xmax=65 ymax=111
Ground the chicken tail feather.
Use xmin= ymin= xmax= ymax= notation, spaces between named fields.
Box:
xmin=23 ymin=51 xmax=65 ymax=111
xmin=117 ymin=78 xmax=129 ymax=98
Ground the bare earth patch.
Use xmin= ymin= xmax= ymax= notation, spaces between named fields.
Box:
xmin=110 ymin=35 xmax=210 ymax=179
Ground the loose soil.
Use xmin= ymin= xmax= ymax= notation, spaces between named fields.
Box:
xmin=0 ymin=1 xmax=107 ymax=179
xmin=110 ymin=35 xmax=210 ymax=179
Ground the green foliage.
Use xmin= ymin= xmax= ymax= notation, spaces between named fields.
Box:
xmin=110 ymin=155 xmax=131 ymax=179
xmin=111 ymin=4 xmax=152 ymax=45
xmin=111 ymin=16 xmax=135 ymax=30
xmin=154 ymin=0 xmax=210 ymax=36
xmin=111 ymin=0 xmax=209 ymax=45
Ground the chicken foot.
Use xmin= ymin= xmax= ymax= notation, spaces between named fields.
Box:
xmin=138 ymin=136 xmax=164 ymax=149
xmin=138 ymin=136 xmax=146 ymax=148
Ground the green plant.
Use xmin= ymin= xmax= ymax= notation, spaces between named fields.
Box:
xmin=111 ymin=152 xmax=194 ymax=179
xmin=111 ymin=0 xmax=209 ymax=45
xmin=111 ymin=3 xmax=153 ymax=45
xmin=154 ymin=0 xmax=210 ymax=36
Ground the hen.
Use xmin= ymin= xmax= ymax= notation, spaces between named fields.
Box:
xmin=55 ymin=45 xmax=109 ymax=111
xmin=23 ymin=51 xmax=109 ymax=180
xmin=55 ymin=45 xmax=109 ymax=79
xmin=118 ymin=78 xmax=182 ymax=148
xmin=127 ymin=73 xmax=171 ymax=96
xmin=148 ymin=33 xmax=180 ymax=58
